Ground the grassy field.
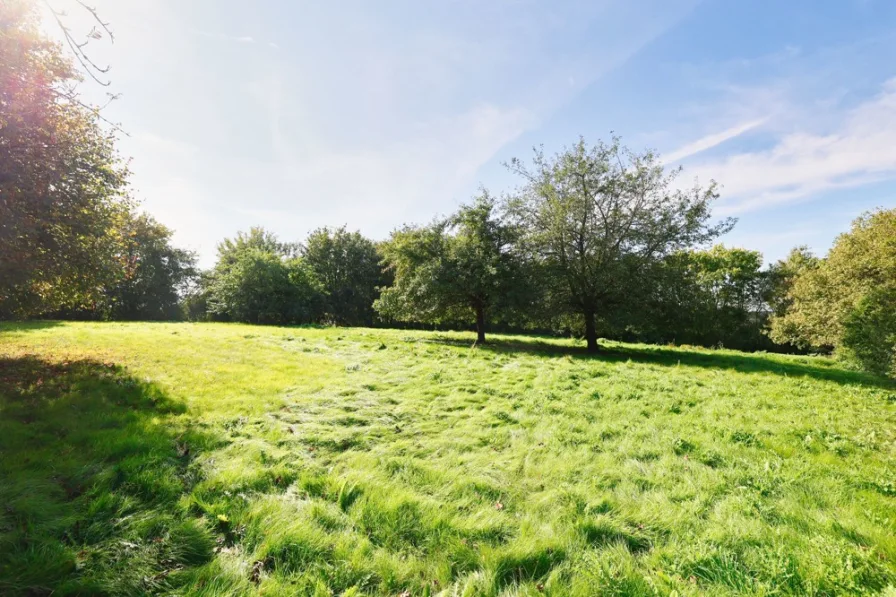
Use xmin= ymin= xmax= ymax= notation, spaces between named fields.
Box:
xmin=0 ymin=322 xmax=894 ymax=596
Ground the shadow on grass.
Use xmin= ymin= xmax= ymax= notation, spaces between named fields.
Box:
xmin=0 ymin=321 xmax=64 ymax=333
xmin=425 ymin=335 xmax=894 ymax=389
xmin=0 ymin=356 xmax=218 ymax=596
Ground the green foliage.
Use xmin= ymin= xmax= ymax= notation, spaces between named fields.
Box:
xmin=180 ymin=270 xmax=216 ymax=322
xmin=448 ymin=192 xmax=531 ymax=334
xmin=375 ymin=223 xmax=448 ymax=323
xmin=102 ymin=212 xmax=197 ymax=320
xmin=377 ymin=191 xmax=526 ymax=342
xmin=690 ymin=245 xmax=766 ymax=312
xmin=507 ymin=137 xmax=734 ymax=351
xmin=640 ymin=245 xmax=774 ymax=350
xmin=765 ymin=246 xmax=821 ymax=319
xmin=1 ymin=322 xmax=893 ymax=595
xmin=770 ymin=209 xmax=896 ymax=376
xmin=842 ymin=287 xmax=896 ymax=378
xmin=208 ymin=248 xmax=322 ymax=325
xmin=302 ymin=226 xmax=384 ymax=326
xmin=205 ymin=228 xmax=323 ymax=325
xmin=0 ymin=353 xmax=214 ymax=595
xmin=0 ymin=0 xmax=131 ymax=317
xmin=216 ymin=227 xmax=298 ymax=268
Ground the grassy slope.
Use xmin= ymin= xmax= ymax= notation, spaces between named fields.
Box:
xmin=0 ymin=322 xmax=894 ymax=596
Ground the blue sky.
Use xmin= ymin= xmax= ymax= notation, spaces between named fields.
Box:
xmin=52 ymin=0 xmax=896 ymax=267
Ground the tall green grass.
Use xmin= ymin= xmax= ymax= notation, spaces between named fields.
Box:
xmin=1 ymin=322 xmax=894 ymax=595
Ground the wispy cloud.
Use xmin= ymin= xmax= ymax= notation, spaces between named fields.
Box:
xmin=241 ymin=72 xmax=538 ymax=234
xmin=194 ymin=30 xmax=267 ymax=46
xmin=686 ymin=78 xmax=896 ymax=214
xmin=665 ymin=117 xmax=767 ymax=163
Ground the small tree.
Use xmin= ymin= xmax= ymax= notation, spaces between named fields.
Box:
xmin=303 ymin=227 xmax=383 ymax=326
xmin=507 ymin=137 xmax=733 ymax=351
xmin=376 ymin=191 xmax=524 ymax=343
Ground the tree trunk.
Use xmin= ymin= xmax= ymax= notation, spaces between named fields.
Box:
xmin=584 ymin=309 xmax=599 ymax=352
xmin=475 ymin=305 xmax=487 ymax=344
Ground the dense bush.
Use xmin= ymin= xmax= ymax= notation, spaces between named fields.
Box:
xmin=634 ymin=246 xmax=778 ymax=351
xmin=770 ymin=209 xmax=896 ymax=377
xmin=841 ymin=287 xmax=896 ymax=377
xmin=207 ymin=249 xmax=323 ymax=325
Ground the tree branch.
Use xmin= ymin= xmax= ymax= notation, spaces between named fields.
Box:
xmin=42 ymin=0 xmax=114 ymax=86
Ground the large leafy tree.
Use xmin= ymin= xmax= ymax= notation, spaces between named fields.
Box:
xmin=770 ymin=208 xmax=896 ymax=376
xmin=0 ymin=0 xmax=131 ymax=317
xmin=207 ymin=228 xmax=322 ymax=325
xmin=103 ymin=213 xmax=197 ymax=321
xmin=303 ymin=226 xmax=383 ymax=326
xmin=376 ymin=192 xmax=524 ymax=343
xmin=507 ymin=137 xmax=733 ymax=351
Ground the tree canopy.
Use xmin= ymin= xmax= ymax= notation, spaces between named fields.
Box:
xmin=770 ymin=208 xmax=896 ymax=376
xmin=207 ymin=249 xmax=321 ymax=325
xmin=216 ymin=227 xmax=298 ymax=268
xmin=205 ymin=228 xmax=322 ymax=325
xmin=641 ymin=245 xmax=773 ymax=350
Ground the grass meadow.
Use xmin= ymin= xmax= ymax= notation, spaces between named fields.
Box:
xmin=1 ymin=322 xmax=894 ymax=596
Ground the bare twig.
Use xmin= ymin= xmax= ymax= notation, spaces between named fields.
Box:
xmin=41 ymin=0 xmax=114 ymax=86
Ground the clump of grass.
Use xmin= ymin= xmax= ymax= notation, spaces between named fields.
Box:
xmin=1 ymin=321 xmax=894 ymax=595
xmin=579 ymin=515 xmax=652 ymax=554
xmin=0 ymin=355 xmax=213 ymax=595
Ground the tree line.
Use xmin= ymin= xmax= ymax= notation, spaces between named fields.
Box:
xmin=2 ymin=0 xmax=894 ymax=377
